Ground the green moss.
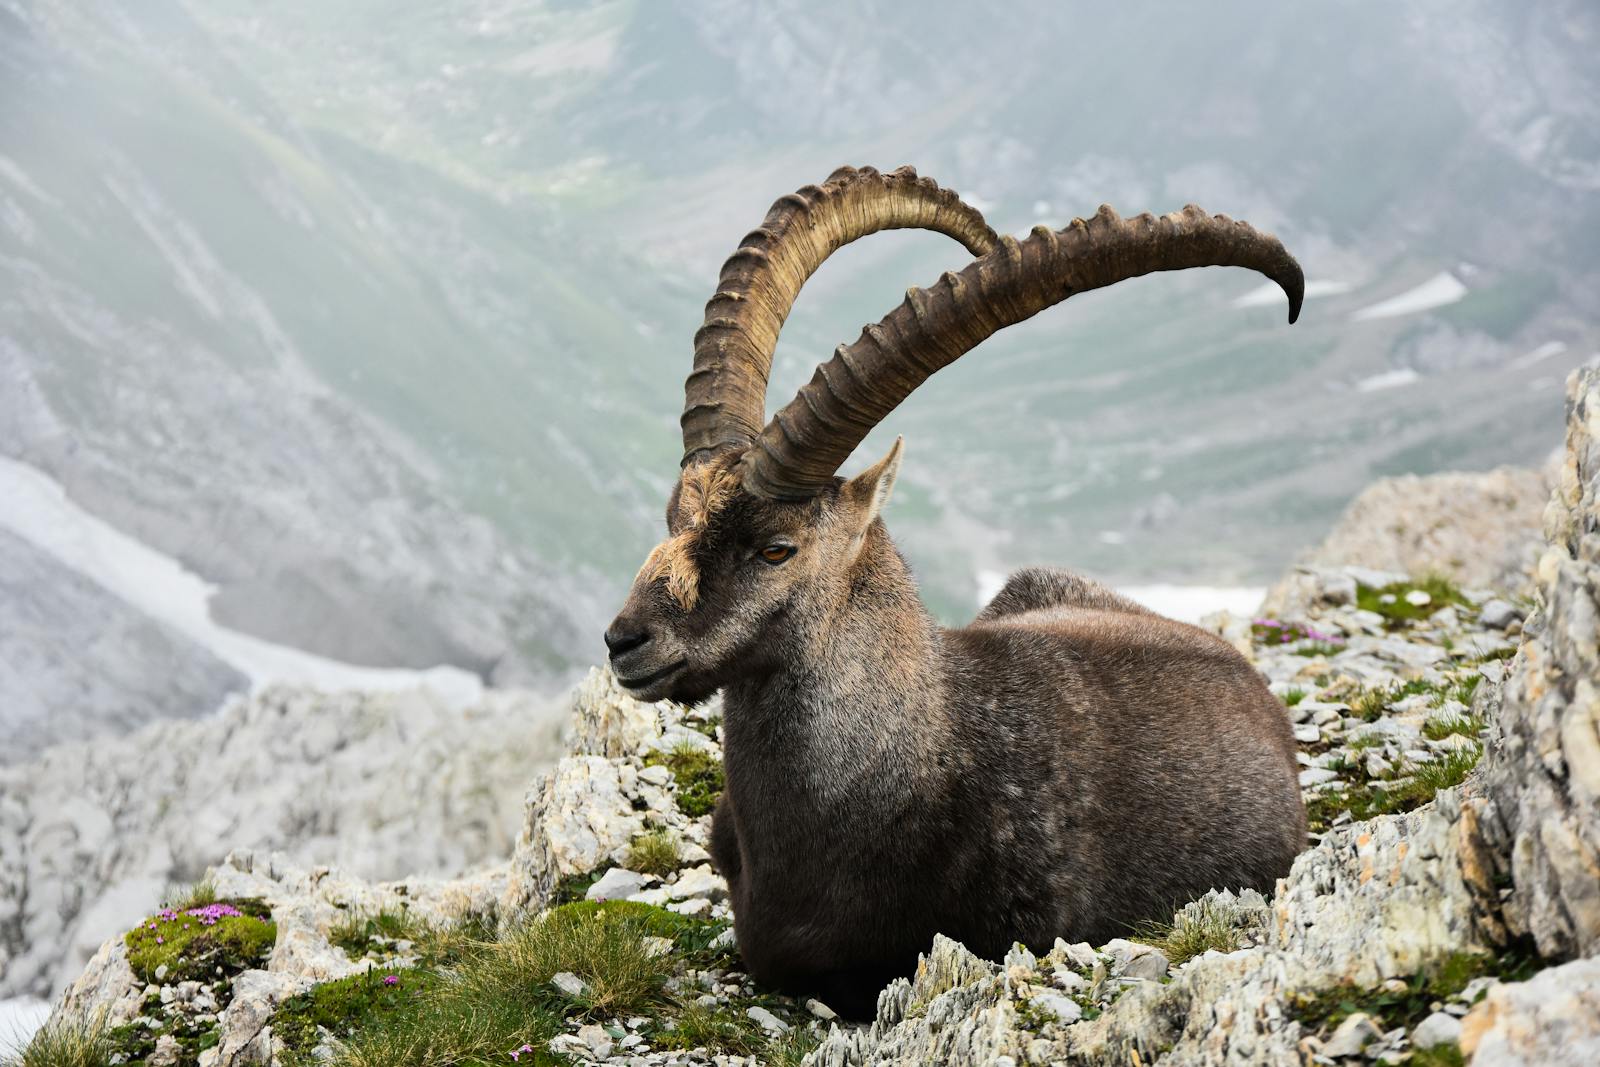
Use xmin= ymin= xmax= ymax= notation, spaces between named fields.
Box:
xmin=654 ymin=1002 xmax=816 ymax=1065
xmin=643 ymin=742 xmax=726 ymax=818
xmin=123 ymin=900 xmax=275 ymax=984
xmin=8 ymin=1014 xmax=115 ymax=1067
xmin=686 ymin=712 xmax=722 ymax=742
xmin=1356 ymin=576 xmax=1472 ymax=627
xmin=276 ymin=968 xmax=447 ymax=1067
xmin=1412 ymin=1046 xmax=1467 ymax=1067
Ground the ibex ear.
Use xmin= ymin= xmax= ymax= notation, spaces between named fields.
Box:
xmin=842 ymin=436 xmax=904 ymax=536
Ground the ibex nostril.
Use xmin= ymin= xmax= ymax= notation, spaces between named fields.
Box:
xmin=604 ymin=626 xmax=651 ymax=657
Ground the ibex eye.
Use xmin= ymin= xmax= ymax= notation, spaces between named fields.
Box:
xmin=759 ymin=545 xmax=796 ymax=565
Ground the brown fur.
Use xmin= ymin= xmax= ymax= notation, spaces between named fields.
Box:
xmin=638 ymin=462 xmax=741 ymax=609
xmin=605 ymin=446 xmax=1307 ymax=1020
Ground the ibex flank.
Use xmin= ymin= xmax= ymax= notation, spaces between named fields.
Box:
xmin=605 ymin=166 xmax=1309 ymax=1020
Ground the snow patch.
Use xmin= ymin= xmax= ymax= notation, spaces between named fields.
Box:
xmin=0 ymin=997 xmax=51 ymax=1056
xmin=1351 ymin=272 xmax=1467 ymax=321
xmin=0 ymin=455 xmax=482 ymax=708
xmin=1357 ymin=368 xmax=1422 ymax=393
xmin=1232 ymin=279 xmax=1351 ymax=309
xmin=1510 ymin=341 xmax=1567 ymax=371
xmin=974 ymin=570 xmax=1263 ymax=624
xmin=1122 ymin=585 xmax=1266 ymax=623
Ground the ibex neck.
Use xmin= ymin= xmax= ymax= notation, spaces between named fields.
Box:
xmin=721 ymin=532 xmax=946 ymax=808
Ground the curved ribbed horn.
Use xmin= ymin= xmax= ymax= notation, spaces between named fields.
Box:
xmin=741 ymin=204 xmax=1304 ymax=499
xmin=681 ymin=165 xmax=999 ymax=467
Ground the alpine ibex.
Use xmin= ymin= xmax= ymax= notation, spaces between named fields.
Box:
xmin=605 ymin=166 xmax=1308 ymax=1019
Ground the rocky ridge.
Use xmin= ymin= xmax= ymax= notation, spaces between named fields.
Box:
xmin=23 ymin=373 xmax=1600 ymax=1065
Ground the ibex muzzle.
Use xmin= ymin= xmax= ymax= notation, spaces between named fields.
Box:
xmin=608 ymin=166 xmax=1308 ymax=1019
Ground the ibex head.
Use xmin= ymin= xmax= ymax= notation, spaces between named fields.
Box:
xmin=605 ymin=165 xmax=1303 ymax=702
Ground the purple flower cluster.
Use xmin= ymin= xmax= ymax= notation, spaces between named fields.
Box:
xmin=185 ymin=903 xmax=244 ymax=926
xmin=383 ymin=974 xmax=400 ymax=987
xmin=510 ymin=1044 xmax=536 ymax=1061
xmin=1251 ymin=618 xmax=1345 ymax=646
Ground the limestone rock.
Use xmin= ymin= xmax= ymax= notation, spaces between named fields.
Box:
xmin=1476 ymin=369 xmax=1600 ymax=960
xmin=585 ymin=867 xmax=653 ymax=902
xmin=1411 ymin=1009 xmax=1462 ymax=1049
xmin=1460 ymin=955 xmax=1600 ymax=1066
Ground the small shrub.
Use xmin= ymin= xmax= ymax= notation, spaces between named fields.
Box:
xmin=124 ymin=901 xmax=275 ymax=983
xmin=8 ymin=1014 xmax=114 ymax=1067
xmin=643 ymin=742 xmax=726 ymax=818
xmin=626 ymin=828 xmax=682 ymax=876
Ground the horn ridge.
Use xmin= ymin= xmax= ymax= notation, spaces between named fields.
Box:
xmin=741 ymin=205 xmax=1304 ymax=498
xmin=681 ymin=166 xmax=1000 ymax=467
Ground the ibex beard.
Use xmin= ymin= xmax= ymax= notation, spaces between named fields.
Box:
xmin=606 ymin=165 xmax=1309 ymax=1020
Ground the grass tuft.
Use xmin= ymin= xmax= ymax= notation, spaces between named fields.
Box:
xmin=329 ymin=907 xmax=427 ymax=959
xmin=161 ymin=878 xmax=219 ymax=913
xmin=323 ymin=901 xmax=733 ymax=1067
xmin=626 ymin=828 xmax=682 ymax=877
xmin=1282 ymin=688 xmax=1308 ymax=707
xmin=6 ymin=1014 xmax=114 ymax=1067
xmin=1424 ymin=712 xmax=1486 ymax=742
xmin=1131 ymin=898 xmax=1244 ymax=966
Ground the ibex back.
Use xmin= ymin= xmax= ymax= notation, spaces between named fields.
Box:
xmin=606 ymin=166 xmax=1308 ymax=1019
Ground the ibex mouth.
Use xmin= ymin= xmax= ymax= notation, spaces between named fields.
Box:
xmin=617 ymin=659 xmax=688 ymax=693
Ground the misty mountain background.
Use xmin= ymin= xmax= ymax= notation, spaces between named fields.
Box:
xmin=2 ymin=0 xmax=1597 ymax=759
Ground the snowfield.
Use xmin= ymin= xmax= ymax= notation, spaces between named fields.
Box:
xmin=0 ymin=455 xmax=483 ymax=709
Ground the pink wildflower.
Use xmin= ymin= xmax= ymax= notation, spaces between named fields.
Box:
xmin=383 ymin=975 xmax=400 ymax=986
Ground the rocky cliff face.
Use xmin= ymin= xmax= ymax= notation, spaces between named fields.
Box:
xmin=19 ymin=373 xmax=1600 ymax=1065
